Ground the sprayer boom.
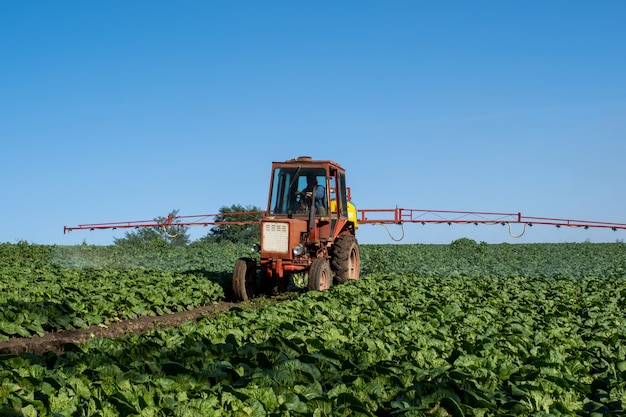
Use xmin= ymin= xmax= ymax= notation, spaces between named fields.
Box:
xmin=64 ymin=208 xmax=626 ymax=237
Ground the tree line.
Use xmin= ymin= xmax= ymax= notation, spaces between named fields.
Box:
xmin=113 ymin=204 xmax=262 ymax=247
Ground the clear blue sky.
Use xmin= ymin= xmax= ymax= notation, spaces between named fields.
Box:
xmin=2 ymin=1 xmax=625 ymax=245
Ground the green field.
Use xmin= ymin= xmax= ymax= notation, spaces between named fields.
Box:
xmin=1 ymin=240 xmax=626 ymax=416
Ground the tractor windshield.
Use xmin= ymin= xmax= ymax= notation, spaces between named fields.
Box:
xmin=270 ymin=167 xmax=327 ymax=216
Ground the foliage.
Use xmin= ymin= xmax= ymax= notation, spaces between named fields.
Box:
xmin=53 ymin=240 xmax=253 ymax=272
xmin=0 ymin=266 xmax=224 ymax=340
xmin=360 ymin=240 xmax=626 ymax=279
xmin=201 ymin=204 xmax=262 ymax=245
xmin=0 ymin=242 xmax=258 ymax=339
xmin=1 ymin=240 xmax=626 ymax=415
xmin=113 ymin=209 xmax=190 ymax=247
xmin=2 ymin=271 xmax=626 ymax=415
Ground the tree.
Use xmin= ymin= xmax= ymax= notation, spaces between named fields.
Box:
xmin=200 ymin=204 xmax=262 ymax=245
xmin=114 ymin=209 xmax=190 ymax=247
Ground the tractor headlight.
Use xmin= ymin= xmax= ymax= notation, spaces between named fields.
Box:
xmin=292 ymin=244 xmax=304 ymax=256
xmin=251 ymin=243 xmax=260 ymax=253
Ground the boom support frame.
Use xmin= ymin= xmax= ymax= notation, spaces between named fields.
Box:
xmin=64 ymin=208 xmax=626 ymax=234
xmin=357 ymin=208 xmax=626 ymax=231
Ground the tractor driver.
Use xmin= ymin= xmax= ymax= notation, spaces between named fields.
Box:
xmin=300 ymin=173 xmax=327 ymax=215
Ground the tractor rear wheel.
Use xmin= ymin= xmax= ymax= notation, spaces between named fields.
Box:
xmin=331 ymin=235 xmax=360 ymax=283
xmin=233 ymin=258 xmax=256 ymax=301
xmin=308 ymin=258 xmax=332 ymax=291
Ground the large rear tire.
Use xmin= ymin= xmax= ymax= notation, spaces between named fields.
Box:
xmin=331 ymin=235 xmax=360 ymax=283
xmin=233 ymin=258 xmax=256 ymax=301
xmin=308 ymin=258 xmax=332 ymax=292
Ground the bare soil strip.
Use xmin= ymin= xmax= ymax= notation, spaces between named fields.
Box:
xmin=0 ymin=301 xmax=239 ymax=356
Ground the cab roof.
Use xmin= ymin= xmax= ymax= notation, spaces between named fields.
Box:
xmin=273 ymin=156 xmax=345 ymax=172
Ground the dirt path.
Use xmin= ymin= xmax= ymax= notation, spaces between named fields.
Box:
xmin=0 ymin=301 xmax=240 ymax=356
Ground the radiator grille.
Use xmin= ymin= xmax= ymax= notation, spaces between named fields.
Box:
xmin=262 ymin=222 xmax=289 ymax=253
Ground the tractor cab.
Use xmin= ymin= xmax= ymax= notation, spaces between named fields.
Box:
xmin=265 ymin=156 xmax=356 ymax=243
xmin=268 ymin=157 xmax=351 ymax=219
xmin=269 ymin=167 xmax=329 ymax=217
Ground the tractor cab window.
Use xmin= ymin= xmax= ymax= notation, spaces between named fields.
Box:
xmin=270 ymin=167 xmax=327 ymax=215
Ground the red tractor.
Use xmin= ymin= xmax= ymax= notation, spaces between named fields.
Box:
xmin=232 ymin=156 xmax=360 ymax=301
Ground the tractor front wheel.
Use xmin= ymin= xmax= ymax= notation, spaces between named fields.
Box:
xmin=308 ymin=258 xmax=332 ymax=292
xmin=233 ymin=258 xmax=256 ymax=301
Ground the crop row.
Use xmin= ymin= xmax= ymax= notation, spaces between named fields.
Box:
xmin=360 ymin=239 xmax=626 ymax=279
xmin=0 ymin=242 xmax=259 ymax=340
xmin=0 ymin=268 xmax=224 ymax=341
xmin=4 ymin=240 xmax=625 ymax=279
xmin=2 ymin=271 xmax=626 ymax=415
xmin=0 ymin=241 xmax=253 ymax=272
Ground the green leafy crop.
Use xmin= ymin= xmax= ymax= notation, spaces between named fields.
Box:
xmin=1 ymin=241 xmax=625 ymax=415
